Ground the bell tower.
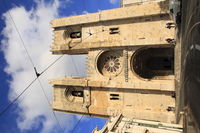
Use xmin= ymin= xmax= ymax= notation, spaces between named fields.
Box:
xmin=50 ymin=0 xmax=180 ymax=124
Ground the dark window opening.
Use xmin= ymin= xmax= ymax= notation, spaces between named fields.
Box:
xmin=131 ymin=48 xmax=174 ymax=79
xmin=110 ymin=94 xmax=119 ymax=100
xmin=70 ymin=31 xmax=81 ymax=38
xmin=71 ymin=91 xmax=83 ymax=97
xmin=110 ymin=94 xmax=119 ymax=96
xmin=109 ymin=27 xmax=119 ymax=34
xmin=110 ymin=97 xmax=119 ymax=100
xmin=147 ymin=57 xmax=173 ymax=70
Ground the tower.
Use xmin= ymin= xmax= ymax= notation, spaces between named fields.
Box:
xmin=50 ymin=0 xmax=181 ymax=125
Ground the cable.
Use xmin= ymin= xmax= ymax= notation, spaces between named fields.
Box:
xmin=69 ymin=28 xmax=107 ymax=49
xmin=1 ymin=1 xmax=111 ymax=133
xmin=72 ymin=79 xmax=121 ymax=133
xmin=37 ymin=79 xmax=63 ymax=130
xmin=3 ymin=0 xmax=35 ymax=68
xmin=2 ymin=0 xmax=65 ymax=129
xmin=61 ymin=28 xmax=109 ymax=132
xmin=40 ymin=55 xmax=63 ymax=76
xmin=1 ymin=1 xmax=108 ymax=130
xmin=0 ymin=53 xmax=64 ymax=116
xmin=0 ymin=26 xmax=106 ymax=116
xmin=59 ymin=29 xmax=110 ymax=133
xmin=71 ymin=115 xmax=84 ymax=133
xmin=67 ymin=28 xmax=108 ymax=76
xmin=1 ymin=1 xmax=64 ymax=125
xmin=0 ymin=29 xmax=107 ymax=117
xmin=0 ymin=77 xmax=38 ymax=116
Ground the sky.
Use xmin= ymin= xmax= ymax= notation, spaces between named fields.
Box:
xmin=0 ymin=0 xmax=120 ymax=133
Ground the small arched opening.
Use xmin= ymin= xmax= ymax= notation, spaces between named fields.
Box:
xmin=64 ymin=87 xmax=84 ymax=103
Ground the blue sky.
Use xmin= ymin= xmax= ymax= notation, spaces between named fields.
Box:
xmin=0 ymin=0 xmax=120 ymax=133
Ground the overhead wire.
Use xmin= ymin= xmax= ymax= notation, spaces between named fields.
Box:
xmin=71 ymin=115 xmax=84 ymax=133
xmin=40 ymin=55 xmax=63 ymax=76
xmin=0 ymin=25 xmax=107 ymax=117
xmin=0 ymin=77 xmax=38 ymax=116
xmin=64 ymin=1 xmax=89 ymax=132
xmin=37 ymin=79 xmax=63 ymax=130
xmin=62 ymin=3 xmax=110 ymax=130
xmin=64 ymin=29 xmax=111 ymax=133
xmin=0 ymin=56 xmax=64 ymax=129
xmin=2 ymin=0 xmax=35 ymax=68
xmin=61 ymin=5 xmax=109 ymax=131
xmin=69 ymin=3 xmax=200 ymax=133
xmin=2 ymin=0 xmax=110 ymax=132
xmin=1 ymin=0 xmax=63 ymax=130
xmin=0 ymin=26 xmax=107 ymax=132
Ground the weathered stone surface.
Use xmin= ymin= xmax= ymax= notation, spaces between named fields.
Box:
xmin=50 ymin=46 xmax=176 ymax=124
xmin=93 ymin=114 xmax=183 ymax=133
xmin=50 ymin=0 xmax=179 ymax=126
xmin=50 ymin=0 xmax=174 ymax=55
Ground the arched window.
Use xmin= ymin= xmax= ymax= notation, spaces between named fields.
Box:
xmin=131 ymin=48 xmax=174 ymax=79
xmin=70 ymin=31 xmax=81 ymax=38
xmin=64 ymin=87 xmax=84 ymax=103
xmin=71 ymin=91 xmax=83 ymax=97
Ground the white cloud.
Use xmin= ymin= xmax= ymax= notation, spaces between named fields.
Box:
xmin=109 ymin=0 xmax=118 ymax=4
xmin=1 ymin=0 xmax=86 ymax=133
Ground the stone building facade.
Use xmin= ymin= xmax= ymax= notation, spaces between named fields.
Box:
xmin=93 ymin=114 xmax=182 ymax=133
xmin=49 ymin=0 xmax=183 ymax=132
xmin=120 ymin=0 xmax=166 ymax=7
